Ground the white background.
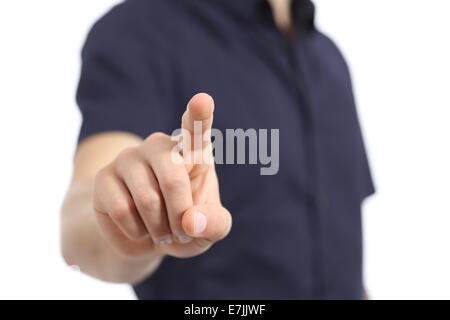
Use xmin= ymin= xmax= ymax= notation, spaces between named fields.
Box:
xmin=0 ymin=0 xmax=448 ymax=300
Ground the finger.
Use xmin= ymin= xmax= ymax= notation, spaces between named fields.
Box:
xmin=181 ymin=93 xmax=215 ymax=151
xmin=95 ymin=211 xmax=155 ymax=259
xmin=181 ymin=204 xmax=232 ymax=243
xmin=142 ymin=133 xmax=194 ymax=243
xmin=93 ymin=167 xmax=148 ymax=240
xmin=115 ymin=155 xmax=173 ymax=245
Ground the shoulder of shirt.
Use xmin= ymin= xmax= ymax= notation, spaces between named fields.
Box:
xmin=84 ymin=0 xmax=182 ymax=46
xmin=309 ymin=29 xmax=351 ymax=72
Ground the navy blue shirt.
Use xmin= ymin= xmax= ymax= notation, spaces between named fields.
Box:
xmin=77 ymin=0 xmax=375 ymax=299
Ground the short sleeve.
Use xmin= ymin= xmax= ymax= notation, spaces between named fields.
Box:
xmin=358 ymin=133 xmax=376 ymax=201
xmin=315 ymin=31 xmax=376 ymax=202
xmin=76 ymin=4 xmax=178 ymax=143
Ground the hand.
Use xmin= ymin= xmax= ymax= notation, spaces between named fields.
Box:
xmin=92 ymin=93 xmax=231 ymax=259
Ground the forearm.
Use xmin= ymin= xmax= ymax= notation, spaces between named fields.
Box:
xmin=60 ymin=179 xmax=163 ymax=284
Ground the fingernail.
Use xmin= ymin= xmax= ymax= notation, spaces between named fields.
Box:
xmin=194 ymin=212 xmax=207 ymax=235
xmin=154 ymin=235 xmax=173 ymax=245
xmin=176 ymin=232 xmax=193 ymax=244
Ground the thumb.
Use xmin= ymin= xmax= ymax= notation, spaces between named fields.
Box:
xmin=181 ymin=204 xmax=232 ymax=243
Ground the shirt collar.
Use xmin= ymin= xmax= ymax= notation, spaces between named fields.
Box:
xmin=212 ymin=0 xmax=315 ymax=29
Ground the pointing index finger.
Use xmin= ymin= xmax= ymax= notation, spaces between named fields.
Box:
xmin=181 ymin=93 xmax=215 ymax=150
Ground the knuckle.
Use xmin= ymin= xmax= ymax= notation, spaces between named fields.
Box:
xmin=93 ymin=166 xmax=113 ymax=200
xmin=159 ymin=176 xmax=187 ymax=193
xmin=145 ymin=132 xmax=168 ymax=146
xmin=135 ymin=188 xmax=161 ymax=213
xmin=94 ymin=166 xmax=111 ymax=183
xmin=109 ymin=200 xmax=131 ymax=222
xmin=115 ymin=148 xmax=137 ymax=167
